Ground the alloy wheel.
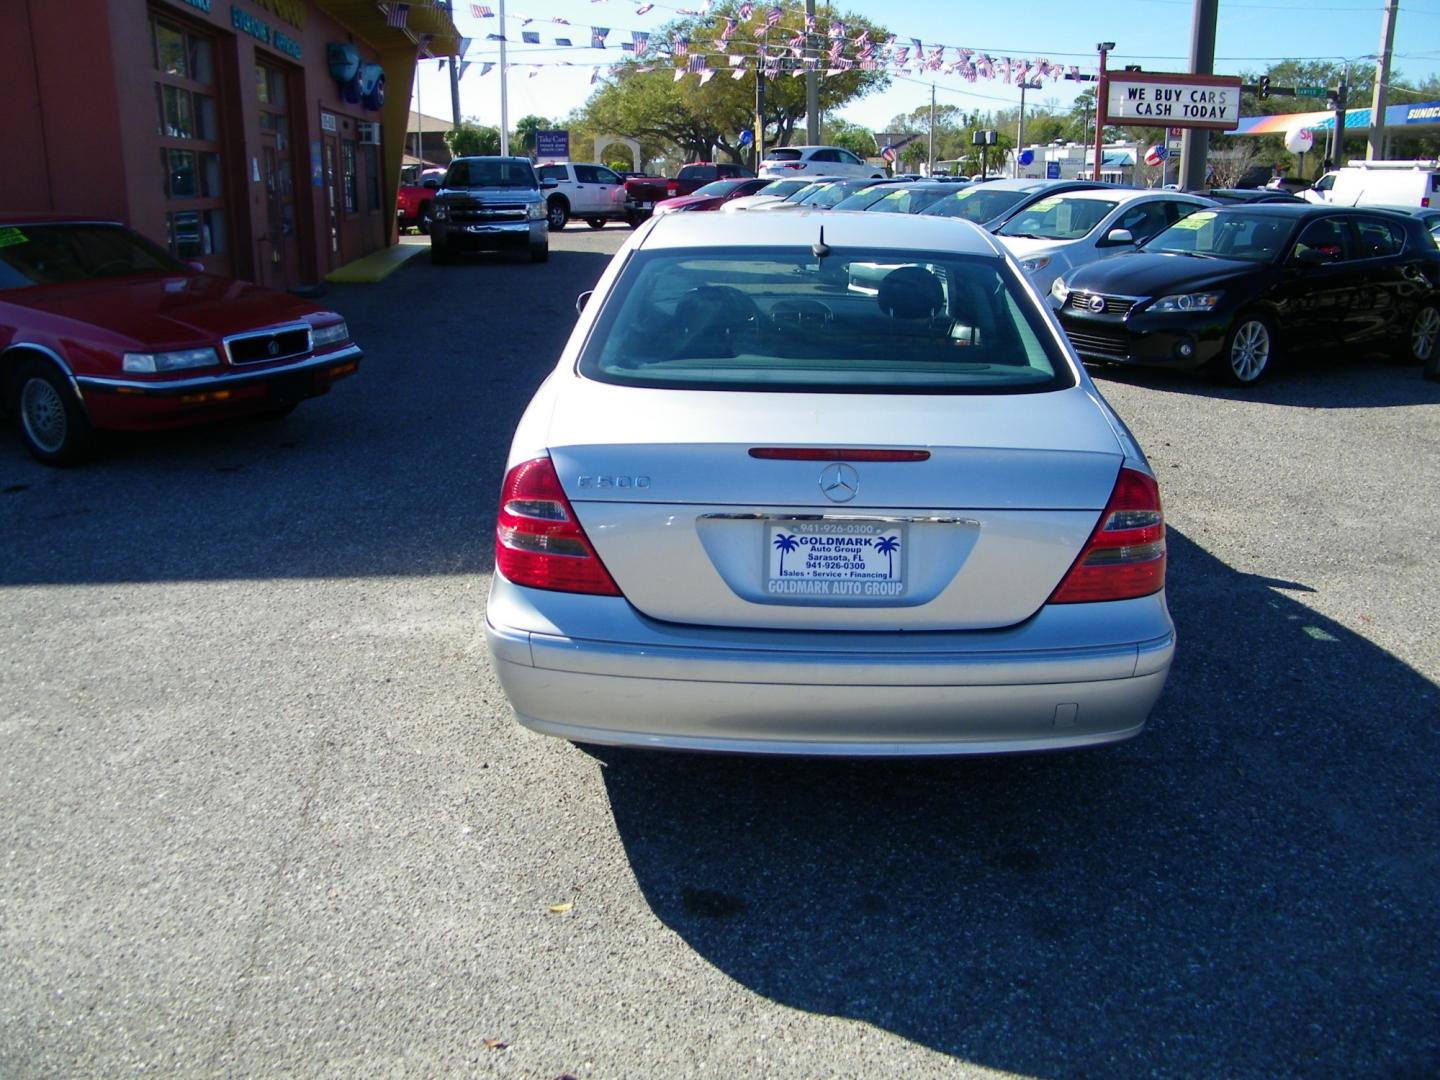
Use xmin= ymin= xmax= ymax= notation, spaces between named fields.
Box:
xmin=1230 ymin=319 xmax=1271 ymax=383
xmin=1412 ymin=306 xmax=1440 ymax=362
xmin=20 ymin=376 xmax=68 ymax=455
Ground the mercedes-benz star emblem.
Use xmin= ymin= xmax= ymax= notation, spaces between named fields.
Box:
xmin=819 ymin=462 xmax=859 ymax=504
xmin=267 ymin=337 xmax=281 ymax=356
xmin=1087 ymin=294 xmax=1107 ymax=313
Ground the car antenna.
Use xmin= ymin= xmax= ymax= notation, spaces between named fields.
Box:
xmin=811 ymin=226 xmax=830 ymax=259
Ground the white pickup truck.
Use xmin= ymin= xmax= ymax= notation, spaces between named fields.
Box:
xmin=534 ymin=162 xmax=630 ymax=231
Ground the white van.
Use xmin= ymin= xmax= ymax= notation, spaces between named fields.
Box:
xmin=1325 ymin=160 xmax=1439 ymax=209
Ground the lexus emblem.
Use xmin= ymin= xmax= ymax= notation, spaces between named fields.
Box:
xmin=266 ymin=337 xmax=281 ymax=356
xmin=819 ymin=462 xmax=859 ymax=504
xmin=1087 ymin=294 xmax=1106 ymax=313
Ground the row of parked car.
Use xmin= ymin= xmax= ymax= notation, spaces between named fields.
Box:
xmin=645 ymin=171 xmax=1440 ymax=387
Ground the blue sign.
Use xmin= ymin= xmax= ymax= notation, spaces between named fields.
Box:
xmin=739 ymin=128 xmax=754 ymax=147
xmin=1018 ymin=149 xmax=1034 ymax=166
xmin=1046 ymin=161 xmax=1061 ymax=179
xmin=535 ymin=130 xmax=570 ymax=160
xmin=1405 ymin=103 xmax=1440 ymax=123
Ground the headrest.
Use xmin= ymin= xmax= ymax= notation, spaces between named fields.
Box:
xmin=878 ymin=266 xmax=944 ymax=320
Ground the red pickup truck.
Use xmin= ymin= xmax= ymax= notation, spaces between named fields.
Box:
xmin=396 ymin=167 xmax=446 ymax=234
xmin=623 ymin=162 xmax=756 ymax=222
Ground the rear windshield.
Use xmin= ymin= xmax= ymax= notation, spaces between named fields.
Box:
xmin=678 ymin=165 xmax=717 ymax=181
xmin=691 ymin=180 xmax=746 ymax=198
xmin=444 ymin=159 xmax=537 ymax=189
xmin=798 ymin=182 xmax=861 ymax=208
xmin=758 ymin=179 xmax=808 ymax=197
xmin=578 ymin=247 xmax=1073 ymax=394
xmin=765 ymin=149 xmax=804 ymax=161
xmin=922 ymin=186 xmax=1027 ymax=224
xmin=0 ymin=223 xmax=183 ymax=288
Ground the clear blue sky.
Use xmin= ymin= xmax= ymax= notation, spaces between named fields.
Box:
xmin=412 ymin=0 xmax=1440 ymax=136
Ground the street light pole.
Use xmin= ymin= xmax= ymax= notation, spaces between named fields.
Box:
xmin=1367 ymin=0 xmax=1399 ymax=159
xmin=805 ymin=0 xmax=819 ymax=144
xmin=928 ymin=83 xmax=936 ymax=177
xmin=1178 ymin=0 xmax=1218 ymax=190
xmin=1093 ymin=42 xmax=1114 ymax=183
xmin=1016 ymin=79 xmax=1040 ymax=177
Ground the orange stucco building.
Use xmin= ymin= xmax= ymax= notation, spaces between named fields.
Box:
xmin=1 ymin=0 xmax=457 ymax=290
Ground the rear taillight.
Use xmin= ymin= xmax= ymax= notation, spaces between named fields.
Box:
xmin=666 ymin=180 xmax=678 ymax=196
xmin=1049 ymin=467 xmax=1166 ymax=604
xmin=495 ymin=456 xmax=621 ymax=596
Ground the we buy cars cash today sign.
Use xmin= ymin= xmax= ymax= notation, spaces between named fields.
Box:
xmin=1102 ymin=71 xmax=1243 ymax=131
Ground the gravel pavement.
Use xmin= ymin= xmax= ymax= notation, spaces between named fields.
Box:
xmin=2 ymin=222 xmax=1437 ymax=1079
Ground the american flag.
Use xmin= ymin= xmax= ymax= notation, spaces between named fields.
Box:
xmin=521 ymin=31 xmax=539 ymax=43
xmin=386 ymin=3 xmax=409 ymax=29
xmin=764 ymin=6 xmax=781 ymax=26
xmin=470 ymin=4 xmax=492 ymax=18
xmin=417 ymin=34 xmax=434 ymax=58
xmin=632 ymin=31 xmax=649 ymax=55
xmin=591 ymin=26 xmax=609 ymax=47
xmin=674 ymin=37 xmax=689 ymax=56
xmin=687 ymin=54 xmax=706 ymax=72
xmin=555 ymin=37 xmax=572 ymax=45
xmin=892 ymin=46 xmax=908 ymax=66
xmin=635 ymin=3 xmax=653 ymax=12
xmin=738 ymin=2 xmax=753 ymax=18
xmin=805 ymin=12 xmax=814 ymax=32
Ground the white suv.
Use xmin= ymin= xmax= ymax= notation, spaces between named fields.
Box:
xmin=534 ymin=162 xmax=628 ymax=230
xmin=759 ymin=145 xmax=886 ymax=180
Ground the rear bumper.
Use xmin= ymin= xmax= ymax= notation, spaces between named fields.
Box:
xmin=485 ymin=576 xmax=1175 ymax=756
xmin=74 ymin=345 xmax=361 ymax=431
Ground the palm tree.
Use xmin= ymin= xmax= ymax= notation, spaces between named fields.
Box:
xmin=874 ymin=535 xmax=900 ymax=579
xmin=773 ymin=533 xmax=798 ymax=575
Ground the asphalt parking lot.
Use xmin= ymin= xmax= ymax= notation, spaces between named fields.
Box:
xmin=2 ymin=222 xmax=1438 ymax=1079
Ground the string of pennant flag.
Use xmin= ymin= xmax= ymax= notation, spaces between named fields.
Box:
xmin=398 ymin=1 xmax=1100 ymax=88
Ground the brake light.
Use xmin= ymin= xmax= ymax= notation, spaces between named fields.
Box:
xmin=666 ymin=180 xmax=678 ymax=196
xmin=1049 ymin=467 xmax=1166 ymax=604
xmin=749 ymin=448 xmax=931 ymax=462
xmin=495 ymin=456 xmax=621 ymax=595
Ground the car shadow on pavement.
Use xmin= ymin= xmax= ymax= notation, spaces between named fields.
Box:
xmin=589 ymin=527 xmax=1440 ymax=1077
xmin=1088 ymin=353 xmax=1439 ymax=409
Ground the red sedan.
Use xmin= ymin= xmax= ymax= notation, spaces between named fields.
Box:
xmin=0 ymin=218 xmax=361 ymax=464
xmin=651 ymin=177 xmax=774 ymax=216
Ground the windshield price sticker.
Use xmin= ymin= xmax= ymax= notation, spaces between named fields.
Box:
xmin=0 ymin=227 xmax=28 ymax=249
xmin=1171 ymin=212 xmax=1216 ymax=231
xmin=767 ymin=521 xmax=906 ymax=598
xmin=1027 ymin=197 xmax=1062 ymax=213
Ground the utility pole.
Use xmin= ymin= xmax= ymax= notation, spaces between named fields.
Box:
xmin=928 ymin=84 xmax=936 ymax=177
xmin=804 ymin=0 xmax=819 ymax=144
xmin=498 ymin=0 xmax=510 ymax=155
xmin=449 ymin=56 xmax=462 ymax=131
xmin=1093 ymin=42 xmax=1114 ymax=183
xmin=755 ymin=30 xmax=767 ymax=168
xmin=1367 ymin=0 xmax=1400 ymax=159
xmin=1178 ymin=0 xmax=1218 ymax=190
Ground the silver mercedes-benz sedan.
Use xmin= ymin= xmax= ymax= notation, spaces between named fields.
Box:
xmin=485 ymin=211 xmax=1175 ymax=755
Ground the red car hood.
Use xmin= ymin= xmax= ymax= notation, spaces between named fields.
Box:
xmin=5 ymin=273 xmax=325 ymax=348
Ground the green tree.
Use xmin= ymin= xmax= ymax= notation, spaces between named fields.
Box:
xmin=445 ymin=121 xmax=501 ymax=157
xmin=822 ymin=117 xmax=877 ymax=159
xmin=513 ymin=114 xmax=551 ymax=158
xmin=580 ymin=2 xmax=890 ymax=166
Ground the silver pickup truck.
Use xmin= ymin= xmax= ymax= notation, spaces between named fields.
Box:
xmin=430 ymin=156 xmax=551 ymax=264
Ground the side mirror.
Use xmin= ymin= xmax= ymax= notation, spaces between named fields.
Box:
xmin=1102 ymin=228 xmax=1135 ymax=246
xmin=540 ymin=178 xmax=560 ymax=189
xmin=576 ymin=290 xmax=593 ymax=315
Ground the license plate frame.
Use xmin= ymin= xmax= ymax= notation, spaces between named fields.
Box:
xmin=765 ymin=519 xmax=907 ymax=600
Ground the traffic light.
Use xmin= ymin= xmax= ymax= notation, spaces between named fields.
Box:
xmin=1258 ymin=75 xmax=1270 ymax=99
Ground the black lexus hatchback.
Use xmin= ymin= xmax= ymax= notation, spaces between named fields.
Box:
xmin=1054 ymin=204 xmax=1440 ymax=385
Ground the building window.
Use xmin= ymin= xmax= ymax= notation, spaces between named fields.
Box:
xmin=151 ymin=13 xmax=227 ymax=266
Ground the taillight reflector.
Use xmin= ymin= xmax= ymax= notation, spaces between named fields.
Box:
xmin=749 ymin=448 xmax=931 ymax=462
xmin=495 ymin=456 xmax=621 ymax=596
xmin=1049 ymin=467 xmax=1166 ymax=604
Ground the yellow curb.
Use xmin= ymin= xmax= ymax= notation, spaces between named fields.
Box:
xmin=325 ymin=242 xmax=427 ymax=284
